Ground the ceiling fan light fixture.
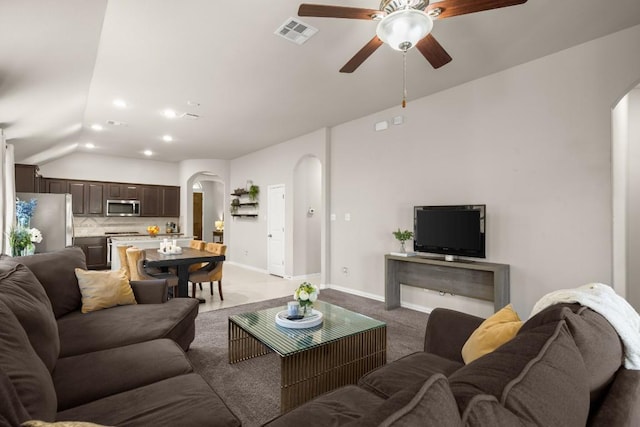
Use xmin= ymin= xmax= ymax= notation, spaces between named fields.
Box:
xmin=376 ymin=9 xmax=432 ymax=51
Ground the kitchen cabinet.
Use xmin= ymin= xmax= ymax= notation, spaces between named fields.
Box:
xmin=107 ymin=183 xmax=139 ymax=200
xmin=74 ymin=236 xmax=108 ymax=270
xmin=141 ymin=186 xmax=160 ymax=216
xmin=161 ymin=186 xmax=180 ymax=217
xmin=44 ymin=178 xmax=68 ymax=194
xmin=14 ymin=164 xmax=40 ymax=193
xmin=68 ymin=181 xmax=104 ymax=216
xmin=141 ymin=185 xmax=180 ymax=217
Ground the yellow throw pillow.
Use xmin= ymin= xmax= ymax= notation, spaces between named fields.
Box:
xmin=461 ymin=304 xmax=523 ymax=364
xmin=75 ymin=268 xmax=137 ymax=314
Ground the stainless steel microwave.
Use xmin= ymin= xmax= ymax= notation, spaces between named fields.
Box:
xmin=106 ymin=199 xmax=140 ymax=216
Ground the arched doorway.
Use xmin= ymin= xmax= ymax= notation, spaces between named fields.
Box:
xmin=186 ymin=172 xmax=225 ymax=243
xmin=612 ymin=80 xmax=640 ymax=310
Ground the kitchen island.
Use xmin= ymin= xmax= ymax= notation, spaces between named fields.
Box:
xmin=110 ymin=235 xmax=194 ymax=271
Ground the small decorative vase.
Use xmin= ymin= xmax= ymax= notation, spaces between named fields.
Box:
xmin=301 ymin=304 xmax=313 ymax=316
xmin=399 ymin=241 xmax=406 ymax=253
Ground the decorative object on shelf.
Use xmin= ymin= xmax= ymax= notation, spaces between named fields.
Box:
xmin=11 ymin=197 xmax=42 ymax=256
xmin=248 ymin=184 xmax=259 ymax=201
xmin=294 ymin=281 xmax=319 ymax=316
xmin=392 ymin=228 xmax=413 ymax=253
xmin=215 ymin=220 xmax=224 ymax=231
xmin=230 ymin=183 xmax=260 ymax=217
xmin=147 ymin=225 xmax=160 ymax=237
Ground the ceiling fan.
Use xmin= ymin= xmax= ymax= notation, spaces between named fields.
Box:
xmin=298 ymin=0 xmax=528 ymax=73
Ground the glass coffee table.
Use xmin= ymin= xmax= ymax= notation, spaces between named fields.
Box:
xmin=228 ymin=300 xmax=387 ymax=412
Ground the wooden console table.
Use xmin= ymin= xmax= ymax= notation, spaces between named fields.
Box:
xmin=385 ymin=255 xmax=510 ymax=312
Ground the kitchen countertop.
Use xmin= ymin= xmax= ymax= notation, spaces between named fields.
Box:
xmin=109 ymin=234 xmax=189 ymax=242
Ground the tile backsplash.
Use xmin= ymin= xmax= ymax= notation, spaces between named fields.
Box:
xmin=74 ymin=216 xmax=180 ymax=237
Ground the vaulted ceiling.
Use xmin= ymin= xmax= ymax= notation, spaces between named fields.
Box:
xmin=2 ymin=0 xmax=640 ymax=164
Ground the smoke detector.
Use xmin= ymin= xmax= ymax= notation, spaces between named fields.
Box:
xmin=275 ymin=18 xmax=318 ymax=45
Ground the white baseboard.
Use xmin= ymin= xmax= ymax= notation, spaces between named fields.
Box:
xmin=324 ymin=284 xmax=384 ymax=302
xmin=225 ymin=261 xmax=268 ymax=274
xmin=325 ymin=283 xmax=433 ymax=314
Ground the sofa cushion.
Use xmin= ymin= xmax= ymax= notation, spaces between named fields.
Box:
xmin=56 ymin=298 xmax=199 ymax=357
xmin=521 ymin=304 xmax=623 ymax=404
xmin=349 ymin=374 xmax=462 ymax=427
xmin=264 ymin=385 xmax=385 ymax=427
xmin=450 ymin=320 xmax=590 ymax=427
xmin=14 ymin=248 xmax=86 ymax=319
xmin=0 ymin=260 xmax=59 ymax=373
xmin=22 ymin=421 xmax=109 ymax=427
xmin=358 ymin=351 xmax=462 ymax=399
xmin=0 ymin=366 xmax=30 ymax=426
xmin=461 ymin=304 xmax=522 ymax=364
xmin=0 ymin=300 xmax=57 ymax=421
xmin=74 ymin=268 xmax=136 ymax=314
xmin=53 ymin=339 xmax=193 ymax=411
xmin=56 ymin=373 xmax=240 ymax=427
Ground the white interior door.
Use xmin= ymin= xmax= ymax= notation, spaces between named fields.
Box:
xmin=268 ymin=184 xmax=285 ymax=277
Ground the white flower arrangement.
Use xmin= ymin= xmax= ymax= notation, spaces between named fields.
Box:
xmin=29 ymin=228 xmax=43 ymax=243
xmin=294 ymin=282 xmax=319 ymax=311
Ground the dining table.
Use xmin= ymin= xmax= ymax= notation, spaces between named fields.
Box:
xmin=144 ymin=247 xmax=225 ymax=301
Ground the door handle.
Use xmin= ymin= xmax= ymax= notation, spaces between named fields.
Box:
xmin=268 ymin=234 xmax=272 ymax=238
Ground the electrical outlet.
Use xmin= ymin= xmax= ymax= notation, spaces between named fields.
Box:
xmin=342 ymin=267 xmax=349 ymax=275
xmin=244 ymin=250 xmax=248 ymax=256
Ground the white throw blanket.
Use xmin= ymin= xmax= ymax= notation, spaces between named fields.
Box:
xmin=530 ymin=283 xmax=640 ymax=370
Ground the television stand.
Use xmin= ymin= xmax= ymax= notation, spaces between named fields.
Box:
xmin=385 ymin=254 xmax=510 ymax=312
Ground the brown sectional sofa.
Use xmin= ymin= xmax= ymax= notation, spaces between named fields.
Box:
xmin=266 ymin=303 xmax=640 ymax=426
xmin=0 ymin=247 xmax=240 ymax=426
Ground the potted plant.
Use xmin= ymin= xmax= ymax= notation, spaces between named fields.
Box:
xmin=248 ymin=184 xmax=259 ymax=202
xmin=392 ymin=228 xmax=413 ymax=253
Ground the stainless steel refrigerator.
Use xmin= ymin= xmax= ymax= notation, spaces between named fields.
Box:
xmin=16 ymin=192 xmax=74 ymax=253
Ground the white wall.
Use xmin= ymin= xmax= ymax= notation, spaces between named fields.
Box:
xmin=329 ymin=24 xmax=640 ymax=318
xmin=229 ymin=129 xmax=327 ymax=277
xmin=293 ymin=156 xmax=322 ymax=276
xmin=38 ymin=152 xmax=179 ymax=185
xmin=627 ymin=89 xmax=640 ymax=310
xmin=612 ymin=94 xmax=629 ymax=302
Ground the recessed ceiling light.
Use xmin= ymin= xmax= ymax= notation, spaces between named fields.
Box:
xmin=90 ymin=124 xmax=103 ymax=131
xmin=162 ymin=135 xmax=173 ymax=142
xmin=143 ymin=150 xmax=153 ymax=156
xmin=163 ymin=109 xmax=177 ymax=119
xmin=113 ymin=99 xmax=127 ymax=108
xmin=85 ymin=143 xmax=95 ymax=149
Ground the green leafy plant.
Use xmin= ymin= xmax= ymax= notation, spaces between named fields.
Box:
xmin=9 ymin=227 xmax=31 ymax=256
xmin=248 ymin=185 xmax=259 ymax=201
xmin=392 ymin=228 xmax=413 ymax=243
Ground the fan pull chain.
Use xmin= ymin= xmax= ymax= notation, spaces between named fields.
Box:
xmin=402 ymin=50 xmax=407 ymax=108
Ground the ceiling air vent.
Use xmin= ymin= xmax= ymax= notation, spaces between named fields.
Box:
xmin=106 ymin=120 xmax=127 ymax=126
xmin=275 ymin=18 xmax=318 ymax=45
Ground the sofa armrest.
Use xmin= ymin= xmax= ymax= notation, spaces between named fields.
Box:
xmin=130 ymin=279 xmax=168 ymax=304
xmin=424 ymin=308 xmax=484 ymax=364
xmin=589 ymin=369 xmax=640 ymax=426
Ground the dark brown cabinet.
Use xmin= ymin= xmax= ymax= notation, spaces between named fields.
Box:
xmin=161 ymin=186 xmax=180 ymax=217
xmin=14 ymin=164 xmax=40 ymax=193
xmin=68 ymin=181 xmax=104 ymax=216
xmin=73 ymin=236 xmax=107 ymax=270
xmin=107 ymin=183 xmax=139 ymax=200
xmin=40 ymin=177 xmax=178 ymax=218
xmin=141 ymin=186 xmax=160 ymax=216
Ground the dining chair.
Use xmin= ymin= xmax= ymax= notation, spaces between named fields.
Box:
xmin=169 ymin=239 xmax=206 ymax=276
xmin=126 ymin=247 xmax=179 ymax=298
xmin=188 ymin=242 xmax=227 ymax=300
xmin=117 ymin=244 xmax=133 ymax=279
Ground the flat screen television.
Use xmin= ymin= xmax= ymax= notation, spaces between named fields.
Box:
xmin=413 ymin=205 xmax=486 ymax=259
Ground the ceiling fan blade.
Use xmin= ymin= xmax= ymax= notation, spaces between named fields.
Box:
xmin=298 ymin=4 xmax=383 ymax=20
xmin=427 ymin=0 xmax=527 ymax=19
xmin=416 ymin=34 xmax=452 ymax=69
xmin=339 ymin=36 xmax=384 ymax=73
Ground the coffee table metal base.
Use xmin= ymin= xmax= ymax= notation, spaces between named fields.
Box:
xmin=229 ymin=320 xmax=387 ymax=413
